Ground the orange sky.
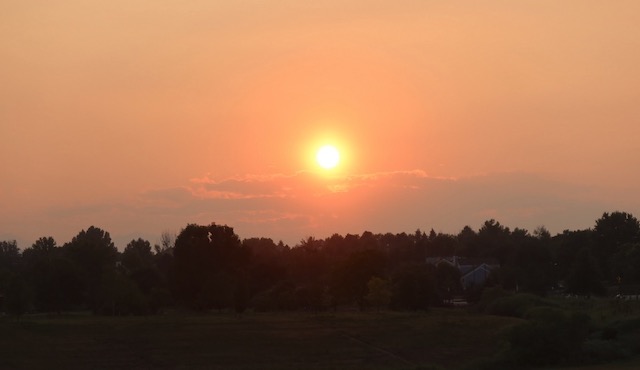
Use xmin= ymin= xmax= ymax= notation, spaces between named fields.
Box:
xmin=2 ymin=1 xmax=640 ymax=248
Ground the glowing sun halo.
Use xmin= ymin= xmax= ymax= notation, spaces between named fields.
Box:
xmin=316 ymin=145 xmax=340 ymax=169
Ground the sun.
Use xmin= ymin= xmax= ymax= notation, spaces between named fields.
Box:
xmin=316 ymin=145 xmax=340 ymax=169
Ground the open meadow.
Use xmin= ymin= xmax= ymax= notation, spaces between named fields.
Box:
xmin=549 ymin=359 xmax=640 ymax=370
xmin=5 ymin=297 xmax=640 ymax=369
xmin=1 ymin=309 xmax=521 ymax=370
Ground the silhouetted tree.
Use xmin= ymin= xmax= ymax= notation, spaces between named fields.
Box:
xmin=62 ymin=226 xmax=118 ymax=311
xmin=0 ymin=240 xmax=20 ymax=273
xmin=153 ymin=233 xmax=175 ymax=311
xmin=0 ymin=240 xmax=20 ymax=293
xmin=511 ymin=229 xmax=553 ymax=295
xmin=426 ymin=232 xmax=457 ymax=257
xmin=565 ymin=248 xmax=605 ymax=296
xmin=173 ymin=223 xmax=245 ymax=310
xmin=22 ymin=237 xmax=67 ymax=312
xmin=390 ymin=264 xmax=437 ymax=310
xmin=414 ymin=229 xmax=428 ymax=257
xmin=155 ymin=231 xmax=176 ymax=254
xmin=243 ymin=238 xmax=287 ymax=302
xmin=533 ymin=225 xmax=551 ymax=240
xmin=610 ymin=242 xmax=640 ymax=286
xmin=287 ymin=237 xmax=328 ymax=287
xmin=96 ymin=269 xmax=147 ymax=315
xmin=435 ymin=262 xmax=462 ymax=302
xmin=594 ymin=211 xmax=640 ymax=278
xmin=8 ymin=209 xmax=640 ymax=314
xmin=477 ymin=219 xmax=513 ymax=265
xmin=4 ymin=274 xmax=33 ymax=318
xmin=120 ymin=238 xmax=166 ymax=313
xmin=0 ymin=241 xmax=31 ymax=316
xmin=234 ymin=273 xmax=249 ymax=313
xmin=359 ymin=231 xmax=379 ymax=251
xmin=122 ymin=238 xmax=154 ymax=271
xmin=551 ymin=229 xmax=595 ymax=284
xmin=331 ymin=249 xmax=386 ymax=309
xmin=385 ymin=232 xmax=417 ymax=266
xmin=365 ymin=277 xmax=392 ymax=310
xmin=457 ymin=225 xmax=478 ymax=257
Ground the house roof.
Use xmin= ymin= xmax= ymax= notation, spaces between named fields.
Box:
xmin=457 ymin=257 xmax=499 ymax=268
xmin=461 ymin=264 xmax=494 ymax=279
xmin=426 ymin=256 xmax=500 ymax=269
xmin=427 ymin=256 xmax=500 ymax=289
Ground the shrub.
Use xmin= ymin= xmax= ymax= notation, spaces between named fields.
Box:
xmin=504 ymin=310 xmax=591 ymax=367
xmin=582 ymin=338 xmax=630 ymax=363
xmin=606 ymin=317 xmax=640 ymax=354
xmin=523 ymin=306 xmax=567 ymax=321
xmin=473 ymin=286 xmax=509 ymax=312
xmin=485 ymin=293 xmax=555 ymax=318
xmin=250 ymin=289 xmax=278 ymax=312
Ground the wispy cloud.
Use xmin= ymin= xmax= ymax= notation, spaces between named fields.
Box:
xmin=189 ymin=170 xmax=449 ymax=199
xmin=134 ymin=170 xmax=611 ymax=241
xmin=11 ymin=169 xmax=637 ymax=249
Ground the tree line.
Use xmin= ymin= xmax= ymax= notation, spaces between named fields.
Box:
xmin=1 ymin=211 xmax=639 ymax=316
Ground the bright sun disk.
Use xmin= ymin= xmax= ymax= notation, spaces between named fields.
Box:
xmin=316 ymin=145 xmax=340 ymax=169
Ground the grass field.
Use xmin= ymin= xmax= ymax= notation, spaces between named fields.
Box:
xmin=548 ymin=358 xmax=640 ymax=370
xmin=0 ymin=309 xmax=522 ymax=370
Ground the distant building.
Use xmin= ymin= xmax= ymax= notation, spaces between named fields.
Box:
xmin=426 ymin=256 xmax=500 ymax=289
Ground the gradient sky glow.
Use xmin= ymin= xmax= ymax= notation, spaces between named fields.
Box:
xmin=2 ymin=1 xmax=640 ymax=249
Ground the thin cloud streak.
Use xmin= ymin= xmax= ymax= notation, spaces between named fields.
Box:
xmin=145 ymin=170 xmax=638 ymax=242
xmin=191 ymin=170 xmax=453 ymax=199
xmin=6 ymin=169 xmax=638 ymax=250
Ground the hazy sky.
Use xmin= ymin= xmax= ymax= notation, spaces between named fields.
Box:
xmin=2 ymin=1 xmax=640 ymax=249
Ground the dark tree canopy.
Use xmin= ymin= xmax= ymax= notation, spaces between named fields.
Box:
xmin=64 ymin=226 xmax=118 ymax=273
xmin=2 ymin=211 xmax=640 ymax=315
xmin=565 ymin=248 xmax=605 ymax=296
xmin=0 ymin=240 xmax=20 ymax=271
xmin=390 ymin=264 xmax=436 ymax=310
xmin=610 ymin=242 xmax=640 ymax=285
xmin=62 ymin=226 xmax=119 ymax=311
xmin=331 ymin=248 xmax=386 ymax=309
xmin=122 ymin=238 xmax=154 ymax=272
xmin=173 ymin=223 xmax=245 ymax=310
xmin=594 ymin=211 xmax=640 ymax=274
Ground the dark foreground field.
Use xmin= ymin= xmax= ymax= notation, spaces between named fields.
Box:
xmin=1 ymin=310 xmax=523 ymax=370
